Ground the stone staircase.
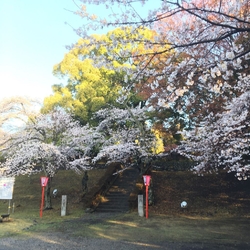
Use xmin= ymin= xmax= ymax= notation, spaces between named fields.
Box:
xmin=95 ymin=167 xmax=139 ymax=213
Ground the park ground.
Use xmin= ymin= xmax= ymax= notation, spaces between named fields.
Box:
xmin=0 ymin=169 xmax=250 ymax=249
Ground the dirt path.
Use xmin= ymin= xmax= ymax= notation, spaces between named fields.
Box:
xmin=0 ymin=233 xmax=163 ymax=250
xmin=1 ymin=232 xmax=249 ymax=250
xmin=1 ymin=212 xmax=249 ymax=250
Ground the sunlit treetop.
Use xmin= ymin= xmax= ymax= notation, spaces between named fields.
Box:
xmin=42 ymin=26 xmax=164 ymax=124
xmin=73 ymin=0 xmax=250 ymax=110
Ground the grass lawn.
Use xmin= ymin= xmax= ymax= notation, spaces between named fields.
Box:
xmin=0 ymin=169 xmax=106 ymax=237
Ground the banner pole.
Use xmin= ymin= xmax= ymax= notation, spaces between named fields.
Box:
xmin=146 ymin=185 xmax=149 ymax=219
xmin=40 ymin=186 xmax=45 ymax=218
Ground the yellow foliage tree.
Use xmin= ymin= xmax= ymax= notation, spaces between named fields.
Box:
xmin=42 ymin=27 xmax=158 ymax=124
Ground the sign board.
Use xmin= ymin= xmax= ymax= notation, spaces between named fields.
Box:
xmin=40 ymin=177 xmax=49 ymax=187
xmin=0 ymin=177 xmax=15 ymax=199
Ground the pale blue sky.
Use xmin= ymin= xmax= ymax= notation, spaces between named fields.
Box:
xmin=0 ymin=0 xmax=156 ymax=102
xmin=0 ymin=0 xmax=82 ymax=101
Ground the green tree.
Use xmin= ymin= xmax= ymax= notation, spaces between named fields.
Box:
xmin=42 ymin=27 xmax=156 ymax=124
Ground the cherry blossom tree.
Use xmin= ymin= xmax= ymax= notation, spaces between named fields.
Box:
xmin=0 ymin=96 xmax=40 ymax=155
xmin=1 ymin=109 xmax=100 ymax=208
xmin=71 ymin=0 xmax=250 ymax=177
xmin=178 ymin=91 xmax=250 ymax=179
xmin=75 ymin=0 xmax=248 ymax=121
xmin=1 ymin=103 xmax=156 ymax=207
xmin=92 ymin=105 xmax=156 ymax=172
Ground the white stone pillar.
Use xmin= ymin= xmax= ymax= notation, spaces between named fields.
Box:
xmin=138 ymin=194 xmax=144 ymax=217
xmin=61 ymin=195 xmax=67 ymax=216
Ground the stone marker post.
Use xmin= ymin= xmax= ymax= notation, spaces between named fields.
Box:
xmin=61 ymin=195 xmax=67 ymax=216
xmin=138 ymin=194 xmax=144 ymax=217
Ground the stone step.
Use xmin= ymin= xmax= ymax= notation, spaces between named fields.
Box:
xmin=103 ymin=198 xmax=128 ymax=203
xmin=96 ymin=203 xmax=129 ymax=211
xmin=95 ymin=207 xmax=129 ymax=213
xmin=95 ymin=167 xmax=139 ymax=213
xmin=106 ymin=193 xmax=127 ymax=197
xmin=98 ymin=201 xmax=128 ymax=206
xmin=108 ymin=188 xmax=127 ymax=192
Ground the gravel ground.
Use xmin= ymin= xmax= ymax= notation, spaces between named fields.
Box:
xmin=0 ymin=233 xmax=165 ymax=250
xmin=1 ymin=233 xmax=249 ymax=250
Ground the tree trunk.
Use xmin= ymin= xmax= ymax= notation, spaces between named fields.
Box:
xmin=44 ymin=176 xmax=52 ymax=209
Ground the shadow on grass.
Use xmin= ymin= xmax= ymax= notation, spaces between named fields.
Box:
xmin=20 ymin=211 xmax=249 ymax=249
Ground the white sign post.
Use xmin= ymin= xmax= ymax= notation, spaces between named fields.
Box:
xmin=138 ymin=194 xmax=144 ymax=217
xmin=61 ymin=195 xmax=67 ymax=216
